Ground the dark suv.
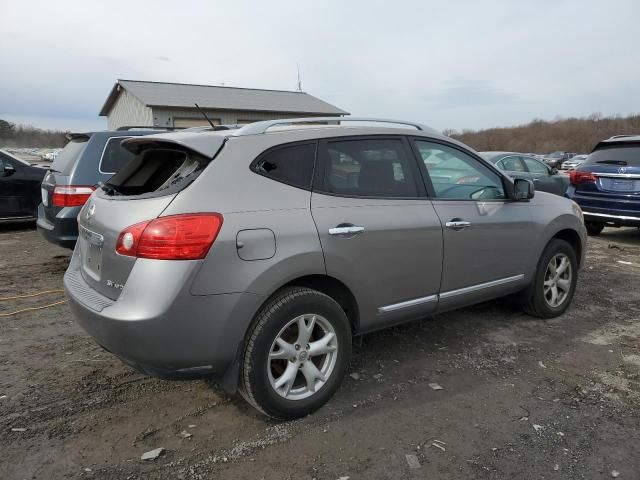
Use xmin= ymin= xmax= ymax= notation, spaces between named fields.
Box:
xmin=566 ymin=135 xmax=640 ymax=235
xmin=38 ymin=130 xmax=166 ymax=248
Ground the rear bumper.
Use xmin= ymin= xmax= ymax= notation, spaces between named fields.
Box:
xmin=63 ymin=249 xmax=266 ymax=379
xmin=582 ymin=211 xmax=640 ymax=227
xmin=36 ymin=204 xmax=80 ymax=249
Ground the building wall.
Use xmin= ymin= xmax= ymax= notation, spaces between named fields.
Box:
xmin=151 ymin=107 xmax=332 ymax=128
xmin=106 ymin=90 xmax=153 ymax=130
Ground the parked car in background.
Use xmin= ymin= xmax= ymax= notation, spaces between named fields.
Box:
xmin=566 ymin=135 xmax=640 ymax=235
xmin=543 ymin=151 xmax=573 ymax=169
xmin=562 ymin=154 xmax=588 ymax=170
xmin=64 ymin=117 xmax=586 ymax=419
xmin=38 ymin=129 xmax=166 ymax=248
xmin=0 ymin=149 xmax=47 ymax=222
xmin=480 ymin=151 xmax=570 ymax=196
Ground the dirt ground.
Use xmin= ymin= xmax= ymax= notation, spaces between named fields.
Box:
xmin=0 ymin=224 xmax=638 ymax=480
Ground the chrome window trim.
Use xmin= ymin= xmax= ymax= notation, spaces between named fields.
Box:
xmin=378 ymin=294 xmax=437 ymax=313
xmin=439 ymin=274 xmax=525 ymax=299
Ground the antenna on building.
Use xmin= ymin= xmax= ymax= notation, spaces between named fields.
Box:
xmin=194 ymin=103 xmax=216 ymax=129
xmin=296 ymin=63 xmax=303 ymax=92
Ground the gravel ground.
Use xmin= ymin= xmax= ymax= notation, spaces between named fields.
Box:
xmin=0 ymin=224 xmax=638 ymax=480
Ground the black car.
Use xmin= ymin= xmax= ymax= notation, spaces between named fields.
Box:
xmin=38 ymin=129 xmax=167 ymax=248
xmin=480 ymin=151 xmax=570 ymax=196
xmin=543 ymin=151 xmax=573 ymax=169
xmin=0 ymin=149 xmax=47 ymax=222
xmin=566 ymin=135 xmax=640 ymax=235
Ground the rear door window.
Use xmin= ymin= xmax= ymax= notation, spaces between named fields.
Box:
xmin=251 ymin=142 xmax=316 ymax=190
xmin=52 ymin=138 xmax=88 ymax=174
xmin=498 ymin=156 xmax=526 ymax=172
xmin=317 ymin=138 xmax=420 ymax=197
xmin=100 ymin=137 xmax=135 ymax=174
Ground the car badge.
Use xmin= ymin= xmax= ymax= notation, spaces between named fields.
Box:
xmin=618 ymin=167 xmax=627 ymax=174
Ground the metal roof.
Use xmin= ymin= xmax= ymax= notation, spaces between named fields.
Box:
xmin=99 ymin=80 xmax=349 ymax=117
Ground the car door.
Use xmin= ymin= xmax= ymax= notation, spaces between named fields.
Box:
xmin=310 ymin=136 xmax=443 ymax=333
xmin=0 ymin=153 xmax=24 ymax=217
xmin=496 ymin=155 xmax=529 ymax=181
xmin=523 ymin=156 xmax=566 ymax=195
xmin=411 ymin=139 xmax=533 ymax=311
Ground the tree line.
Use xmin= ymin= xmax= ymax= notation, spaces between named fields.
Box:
xmin=0 ymin=119 xmax=68 ymax=148
xmin=445 ymin=113 xmax=640 ymax=154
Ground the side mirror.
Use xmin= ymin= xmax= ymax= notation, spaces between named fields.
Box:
xmin=513 ymin=178 xmax=535 ymax=200
xmin=3 ymin=164 xmax=15 ymax=176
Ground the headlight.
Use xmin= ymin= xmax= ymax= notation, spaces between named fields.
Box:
xmin=571 ymin=201 xmax=584 ymax=224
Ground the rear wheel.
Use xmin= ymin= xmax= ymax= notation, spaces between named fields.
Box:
xmin=240 ymin=287 xmax=351 ymax=419
xmin=585 ymin=221 xmax=605 ymax=236
xmin=521 ymin=239 xmax=578 ymax=318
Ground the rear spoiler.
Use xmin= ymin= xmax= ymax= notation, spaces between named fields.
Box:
xmin=121 ymin=131 xmax=227 ymax=159
xmin=65 ymin=132 xmax=92 ymax=142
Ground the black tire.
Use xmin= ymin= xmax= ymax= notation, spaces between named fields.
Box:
xmin=521 ymin=239 xmax=578 ymax=318
xmin=585 ymin=221 xmax=605 ymax=236
xmin=240 ymin=287 xmax=351 ymax=420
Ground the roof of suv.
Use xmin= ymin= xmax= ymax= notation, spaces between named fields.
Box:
xmin=121 ymin=117 xmax=463 ymax=159
xmin=593 ymin=135 xmax=640 ymax=151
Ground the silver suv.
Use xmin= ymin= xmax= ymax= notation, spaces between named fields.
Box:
xmin=64 ymin=118 xmax=587 ymax=419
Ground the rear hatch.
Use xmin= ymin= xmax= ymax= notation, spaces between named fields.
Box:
xmin=76 ymin=133 xmax=226 ymax=300
xmin=41 ymin=134 xmax=92 ymax=222
xmin=570 ymin=142 xmax=640 ymax=212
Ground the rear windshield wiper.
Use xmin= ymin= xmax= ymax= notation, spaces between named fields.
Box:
xmin=596 ymin=160 xmax=628 ymax=166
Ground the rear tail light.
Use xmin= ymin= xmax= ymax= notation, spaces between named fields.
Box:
xmin=569 ymin=170 xmax=596 ymax=186
xmin=52 ymin=186 xmax=96 ymax=207
xmin=116 ymin=213 xmax=223 ymax=260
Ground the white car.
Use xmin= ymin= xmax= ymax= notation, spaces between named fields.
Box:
xmin=562 ymin=154 xmax=588 ymax=170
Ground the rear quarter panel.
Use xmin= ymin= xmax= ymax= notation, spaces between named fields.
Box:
xmin=161 ymin=135 xmax=326 ymax=297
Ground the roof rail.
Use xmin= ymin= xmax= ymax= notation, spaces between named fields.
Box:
xmin=234 ymin=117 xmax=437 ymax=136
xmin=607 ymin=134 xmax=640 ymax=140
xmin=116 ymin=125 xmax=183 ymax=131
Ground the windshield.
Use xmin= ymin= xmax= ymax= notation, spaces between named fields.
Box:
xmin=585 ymin=145 xmax=640 ymax=167
xmin=51 ymin=138 xmax=88 ymax=174
xmin=547 ymin=152 xmax=563 ymax=158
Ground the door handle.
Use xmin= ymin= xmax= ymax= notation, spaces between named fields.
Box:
xmin=329 ymin=226 xmax=365 ymax=235
xmin=445 ymin=220 xmax=471 ymax=230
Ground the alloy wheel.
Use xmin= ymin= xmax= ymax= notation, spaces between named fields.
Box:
xmin=267 ymin=314 xmax=338 ymax=400
xmin=543 ymin=253 xmax=572 ymax=308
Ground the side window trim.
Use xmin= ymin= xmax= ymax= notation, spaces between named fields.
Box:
xmin=409 ymin=136 xmax=510 ymax=202
xmin=313 ymin=135 xmax=427 ymax=199
xmin=99 ymin=136 xmax=132 ymax=175
xmin=250 ymin=140 xmax=318 ymax=191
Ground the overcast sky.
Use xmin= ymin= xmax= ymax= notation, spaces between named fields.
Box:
xmin=1 ymin=0 xmax=639 ymax=132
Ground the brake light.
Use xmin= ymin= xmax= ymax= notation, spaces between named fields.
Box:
xmin=52 ymin=186 xmax=95 ymax=207
xmin=116 ymin=213 xmax=223 ymax=260
xmin=569 ymin=170 xmax=596 ymax=186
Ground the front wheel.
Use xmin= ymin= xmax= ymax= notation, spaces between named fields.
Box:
xmin=521 ymin=239 xmax=578 ymax=318
xmin=585 ymin=221 xmax=604 ymax=236
xmin=240 ymin=287 xmax=351 ymax=419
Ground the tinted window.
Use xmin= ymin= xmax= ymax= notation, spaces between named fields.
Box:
xmin=524 ymin=157 xmax=549 ymax=174
xmin=319 ymin=138 xmax=418 ymax=197
xmin=52 ymin=139 xmax=88 ymax=175
xmin=415 ymin=141 xmax=506 ymax=200
xmin=585 ymin=145 xmax=640 ymax=167
xmin=252 ymin=143 xmax=316 ymax=189
xmin=499 ymin=156 xmax=526 ymax=172
xmin=100 ymin=137 xmax=136 ymax=173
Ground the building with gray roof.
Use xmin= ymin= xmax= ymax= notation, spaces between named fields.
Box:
xmin=99 ymin=79 xmax=348 ymax=130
